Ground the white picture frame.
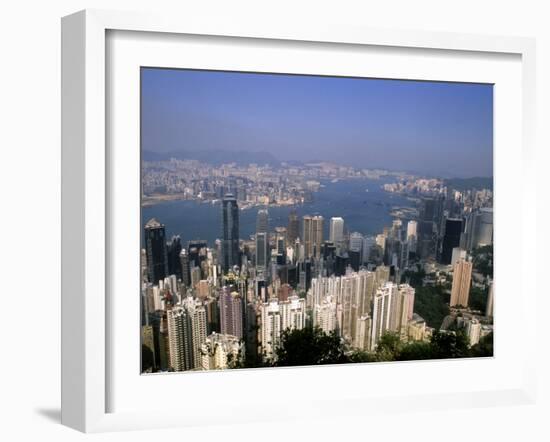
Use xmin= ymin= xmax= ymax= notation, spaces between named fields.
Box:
xmin=61 ymin=9 xmax=537 ymax=433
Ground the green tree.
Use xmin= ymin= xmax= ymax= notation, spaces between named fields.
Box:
xmin=472 ymin=245 xmax=493 ymax=277
xmin=374 ymin=331 xmax=402 ymax=361
xmin=470 ymin=332 xmax=493 ymax=357
xmin=274 ymin=327 xmax=350 ymax=366
xmin=397 ymin=341 xmax=435 ymax=361
xmin=430 ymin=330 xmax=471 ymax=359
xmin=413 ymin=285 xmax=450 ymax=329
xmin=469 ymin=286 xmax=489 ymax=313
xmin=141 ymin=344 xmax=155 ymax=372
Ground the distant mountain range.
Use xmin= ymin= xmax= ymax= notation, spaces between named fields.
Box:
xmin=444 ymin=176 xmax=493 ymax=191
xmin=142 ymin=149 xmax=280 ymax=166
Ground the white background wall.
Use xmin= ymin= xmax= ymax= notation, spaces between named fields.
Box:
xmin=0 ymin=1 xmax=547 ymax=440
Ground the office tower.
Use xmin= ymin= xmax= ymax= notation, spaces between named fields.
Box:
xmin=200 ymin=333 xmax=243 ymax=370
xmin=259 ymin=295 xmax=306 ymax=361
xmin=349 ymin=232 xmax=363 ymax=254
xmin=298 ymin=260 xmax=312 ymax=291
xmin=407 ymin=220 xmax=417 ymax=239
xmin=255 ymin=209 xmax=269 ymax=275
xmin=349 ymin=232 xmax=364 ymax=271
xmin=407 ymin=220 xmax=418 ymax=254
xmin=140 ymin=248 xmax=148 ymax=283
xmin=222 ymin=194 xmax=240 ymax=272
xmin=312 ymin=216 xmax=324 ymax=259
xmin=391 ymin=219 xmax=403 ymax=241
xmin=418 ymin=197 xmax=438 ymax=259
xmin=440 ymin=218 xmax=464 ymax=264
xmin=287 ymin=209 xmax=299 ymax=245
xmin=362 ymin=236 xmax=375 ymax=263
xmin=179 ymin=249 xmax=191 ymax=288
xmin=302 ymin=215 xmax=313 ymax=258
xmin=451 ymin=247 xmax=467 ymax=267
xmin=486 ymin=281 xmax=494 ymax=317
xmin=334 ymin=254 xmax=349 ymax=277
xmin=376 ymin=233 xmax=386 ymax=251
xmin=219 ymin=287 xmax=243 ymax=339
xmin=144 ymin=218 xmax=168 ymax=285
xmin=190 ymin=266 xmax=201 ymax=288
xmin=303 ymin=215 xmax=324 ymax=259
xmin=204 ymin=297 xmax=220 ymax=334
xmin=256 ymin=208 xmax=269 ymax=233
xmin=166 ymin=305 xmax=194 ymax=371
xmin=187 ymin=240 xmax=208 ymax=276
xmin=330 ymin=217 xmax=345 ymax=248
xmin=465 ymin=208 xmax=493 ymax=251
xmin=450 ymin=259 xmax=473 ymax=307
xmin=166 ymin=235 xmax=183 ymax=280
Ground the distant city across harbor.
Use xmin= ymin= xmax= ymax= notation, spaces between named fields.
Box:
xmin=142 ymin=178 xmax=416 ymax=245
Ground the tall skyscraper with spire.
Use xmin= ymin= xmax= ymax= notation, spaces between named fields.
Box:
xmin=144 ymin=218 xmax=168 ymax=285
xmin=222 ymin=194 xmax=240 ymax=272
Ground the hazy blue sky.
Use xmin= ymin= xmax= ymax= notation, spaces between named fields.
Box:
xmin=141 ymin=68 xmax=493 ymax=178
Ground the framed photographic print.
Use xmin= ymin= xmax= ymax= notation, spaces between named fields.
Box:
xmin=61 ymin=9 xmax=537 ymax=433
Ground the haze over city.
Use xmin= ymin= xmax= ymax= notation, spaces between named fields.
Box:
xmin=141 ymin=68 xmax=493 ymax=178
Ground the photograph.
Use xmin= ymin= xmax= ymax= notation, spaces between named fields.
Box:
xmin=139 ymin=68 xmax=494 ymax=374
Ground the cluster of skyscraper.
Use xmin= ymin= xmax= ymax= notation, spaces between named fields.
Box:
xmin=141 ymin=183 xmax=493 ymax=373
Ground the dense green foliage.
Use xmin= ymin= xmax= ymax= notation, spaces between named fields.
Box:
xmin=402 ymin=268 xmax=426 ymax=287
xmin=469 ymin=285 xmax=489 ymax=313
xmin=265 ymin=328 xmax=493 ymax=368
xmin=472 ymin=245 xmax=493 ymax=278
xmin=274 ymin=327 xmax=349 ymax=366
xmin=141 ymin=344 xmax=155 ymax=372
xmin=413 ymin=285 xmax=450 ymax=329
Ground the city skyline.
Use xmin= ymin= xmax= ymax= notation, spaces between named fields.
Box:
xmin=140 ymin=69 xmax=494 ymax=374
xmin=141 ymin=68 xmax=493 ymax=178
